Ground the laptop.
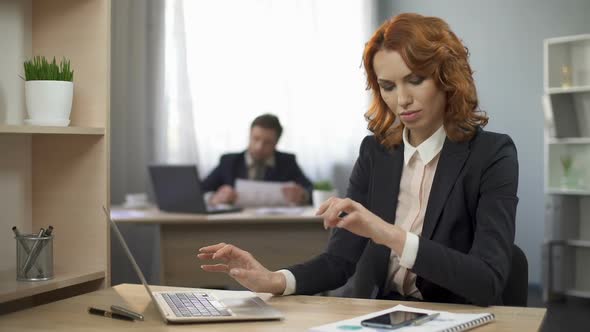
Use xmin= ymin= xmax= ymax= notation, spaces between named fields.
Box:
xmin=102 ymin=206 xmax=283 ymax=323
xmin=148 ymin=165 xmax=242 ymax=214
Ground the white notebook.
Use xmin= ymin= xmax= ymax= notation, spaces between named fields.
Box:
xmin=309 ymin=304 xmax=495 ymax=332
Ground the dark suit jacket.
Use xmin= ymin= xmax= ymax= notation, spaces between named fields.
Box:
xmin=201 ymin=151 xmax=313 ymax=202
xmin=287 ymin=129 xmax=519 ymax=306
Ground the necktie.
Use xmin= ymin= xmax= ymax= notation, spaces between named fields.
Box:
xmin=253 ymin=161 xmax=266 ymax=180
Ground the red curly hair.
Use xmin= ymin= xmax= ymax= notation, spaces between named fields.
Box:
xmin=363 ymin=13 xmax=488 ymax=149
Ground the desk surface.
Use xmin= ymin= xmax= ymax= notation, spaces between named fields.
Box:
xmin=111 ymin=206 xmax=322 ymax=224
xmin=0 ymin=284 xmax=546 ymax=331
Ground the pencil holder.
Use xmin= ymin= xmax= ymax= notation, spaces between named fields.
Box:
xmin=15 ymin=234 xmax=54 ymax=281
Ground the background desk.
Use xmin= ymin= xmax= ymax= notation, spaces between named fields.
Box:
xmin=0 ymin=283 xmax=547 ymax=331
xmin=111 ymin=207 xmax=327 ymax=289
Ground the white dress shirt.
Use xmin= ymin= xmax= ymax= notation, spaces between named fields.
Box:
xmin=279 ymin=126 xmax=446 ymax=297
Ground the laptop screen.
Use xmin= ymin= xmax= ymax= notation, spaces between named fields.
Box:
xmin=148 ymin=165 xmax=209 ymax=213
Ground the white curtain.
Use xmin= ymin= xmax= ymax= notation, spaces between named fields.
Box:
xmin=164 ymin=0 xmax=373 ymax=193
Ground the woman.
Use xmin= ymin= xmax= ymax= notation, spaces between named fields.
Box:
xmin=198 ymin=13 xmax=518 ymax=306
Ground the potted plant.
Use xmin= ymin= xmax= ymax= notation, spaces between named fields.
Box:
xmin=312 ymin=180 xmax=337 ymax=209
xmin=23 ymin=56 xmax=74 ymax=126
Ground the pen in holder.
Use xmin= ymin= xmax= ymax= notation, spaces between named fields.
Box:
xmin=15 ymin=227 xmax=54 ymax=281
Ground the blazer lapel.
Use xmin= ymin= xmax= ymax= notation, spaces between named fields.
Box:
xmin=421 ymin=138 xmax=470 ymax=240
xmin=369 ymin=145 xmax=404 ymax=296
xmin=371 ymin=145 xmax=404 ymax=224
xmin=236 ymin=152 xmax=249 ymax=180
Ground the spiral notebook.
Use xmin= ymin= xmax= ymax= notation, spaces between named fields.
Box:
xmin=309 ymin=304 xmax=495 ymax=332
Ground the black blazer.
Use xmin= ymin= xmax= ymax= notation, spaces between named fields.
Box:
xmin=287 ymin=129 xmax=519 ymax=306
xmin=201 ymin=151 xmax=313 ymax=201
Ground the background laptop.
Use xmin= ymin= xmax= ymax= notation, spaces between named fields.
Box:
xmin=103 ymin=206 xmax=283 ymax=323
xmin=148 ymin=165 xmax=242 ymax=214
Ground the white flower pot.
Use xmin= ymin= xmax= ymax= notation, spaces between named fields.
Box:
xmin=312 ymin=189 xmax=338 ymax=210
xmin=25 ymin=80 xmax=73 ymax=126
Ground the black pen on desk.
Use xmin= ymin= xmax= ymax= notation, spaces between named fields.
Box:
xmin=88 ymin=307 xmax=134 ymax=321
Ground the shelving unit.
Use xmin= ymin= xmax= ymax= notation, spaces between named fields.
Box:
xmin=0 ymin=0 xmax=110 ymax=314
xmin=543 ymin=34 xmax=590 ymax=301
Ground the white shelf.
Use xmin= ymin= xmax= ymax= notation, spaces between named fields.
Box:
xmin=544 ymin=33 xmax=590 ymax=302
xmin=0 ymin=267 xmax=105 ymax=303
xmin=564 ymin=289 xmax=590 ymax=299
xmin=546 ymin=34 xmax=590 ymax=45
xmin=548 ymin=137 xmax=590 ymax=144
xmin=543 ymin=239 xmax=590 ymax=247
xmin=547 ymin=86 xmax=590 ymax=94
xmin=0 ymin=125 xmax=105 ymax=135
xmin=546 ymin=188 xmax=590 ymax=195
xmin=565 ymin=239 xmax=590 ymax=248
xmin=545 ymin=34 xmax=590 ymax=92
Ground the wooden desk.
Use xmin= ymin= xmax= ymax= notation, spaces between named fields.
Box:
xmin=111 ymin=207 xmax=327 ymax=289
xmin=0 ymin=284 xmax=546 ymax=331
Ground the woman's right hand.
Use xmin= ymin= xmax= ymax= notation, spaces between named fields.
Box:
xmin=197 ymin=243 xmax=286 ymax=295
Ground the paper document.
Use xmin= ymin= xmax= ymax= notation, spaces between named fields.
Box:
xmin=235 ymin=179 xmax=289 ymax=207
xmin=309 ymin=304 xmax=494 ymax=332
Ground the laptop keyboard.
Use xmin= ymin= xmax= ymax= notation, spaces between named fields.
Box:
xmin=162 ymin=292 xmax=231 ymax=317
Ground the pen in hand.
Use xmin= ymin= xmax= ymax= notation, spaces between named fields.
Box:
xmin=88 ymin=307 xmax=134 ymax=321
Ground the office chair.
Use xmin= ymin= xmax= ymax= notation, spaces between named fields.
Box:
xmin=502 ymin=244 xmax=528 ymax=306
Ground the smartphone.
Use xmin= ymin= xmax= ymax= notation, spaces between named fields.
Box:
xmin=360 ymin=310 xmax=428 ymax=329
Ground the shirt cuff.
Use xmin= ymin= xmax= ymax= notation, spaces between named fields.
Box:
xmin=277 ymin=269 xmax=296 ymax=296
xmin=399 ymin=232 xmax=419 ymax=269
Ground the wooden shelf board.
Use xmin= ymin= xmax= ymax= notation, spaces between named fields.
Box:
xmin=0 ymin=125 xmax=105 ymax=135
xmin=0 ymin=267 xmax=104 ymax=303
xmin=564 ymin=289 xmax=590 ymax=298
xmin=546 ymin=188 xmax=590 ymax=195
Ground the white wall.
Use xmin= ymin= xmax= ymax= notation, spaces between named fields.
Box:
xmin=382 ymin=0 xmax=590 ymax=284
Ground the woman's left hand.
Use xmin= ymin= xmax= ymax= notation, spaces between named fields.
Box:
xmin=316 ymin=197 xmax=406 ymax=254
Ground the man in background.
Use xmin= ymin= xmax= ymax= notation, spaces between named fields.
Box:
xmin=202 ymin=114 xmax=312 ymax=206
